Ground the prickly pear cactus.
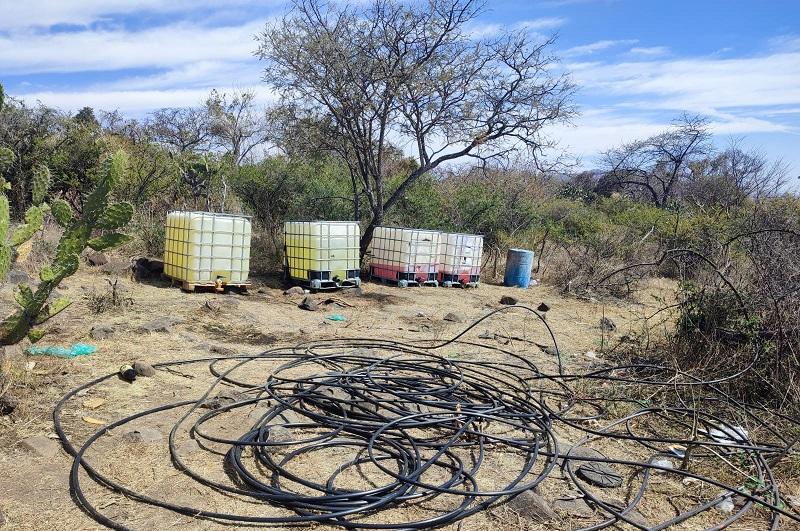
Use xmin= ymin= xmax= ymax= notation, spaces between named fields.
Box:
xmin=0 ymin=150 xmax=134 ymax=345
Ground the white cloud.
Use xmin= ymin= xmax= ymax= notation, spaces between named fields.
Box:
xmin=569 ymin=51 xmax=800 ymax=115
xmin=468 ymin=17 xmax=565 ymax=39
xmin=0 ymin=0 xmax=276 ymax=31
xmin=515 ymin=17 xmax=567 ymax=31
xmin=629 ymin=46 xmax=670 ymax=57
xmin=0 ymin=21 xmax=266 ymax=74
xmin=562 ymin=39 xmax=637 ymax=57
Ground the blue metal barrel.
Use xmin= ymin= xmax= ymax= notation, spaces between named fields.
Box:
xmin=503 ymin=248 xmax=535 ymax=288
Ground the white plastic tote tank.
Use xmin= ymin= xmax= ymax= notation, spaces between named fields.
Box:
xmin=163 ymin=211 xmax=251 ymax=285
xmin=438 ymin=232 xmax=483 ymax=287
xmin=283 ymin=221 xmax=361 ymax=289
xmin=369 ymin=226 xmax=440 ymax=287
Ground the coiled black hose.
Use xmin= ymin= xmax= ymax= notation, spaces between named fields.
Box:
xmin=53 ymin=306 xmax=800 ymax=530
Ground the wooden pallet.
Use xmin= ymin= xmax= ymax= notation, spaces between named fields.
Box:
xmin=172 ymin=278 xmax=250 ymax=293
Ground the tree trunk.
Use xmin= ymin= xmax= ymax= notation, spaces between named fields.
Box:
xmin=360 ymin=211 xmax=382 ymax=260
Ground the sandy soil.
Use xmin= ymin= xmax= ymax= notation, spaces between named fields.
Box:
xmin=0 ymin=264 xmax=795 ymax=530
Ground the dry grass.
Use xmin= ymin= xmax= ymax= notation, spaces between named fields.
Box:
xmin=5 ymin=263 xmax=792 ymax=530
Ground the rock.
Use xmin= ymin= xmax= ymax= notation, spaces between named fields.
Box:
xmin=651 ymin=458 xmax=674 ymax=473
xmin=415 ymin=311 xmax=427 ymax=318
xmin=478 ymin=330 xmax=495 ymax=340
xmin=0 ymin=394 xmax=19 ymax=415
xmin=19 ymin=435 xmax=60 ymax=457
xmin=201 ymin=390 xmax=249 ymax=410
xmin=715 ymin=495 xmax=735 ymax=514
xmin=6 ymin=269 xmax=30 ymax=285
xmin=507 ymin=490 xmax=557 ymax=522
xmin=0 ymin=508 xmax=6 ymax=526
xmin=177 ymin=438 xmax=201 ymax=454
xmin=132 ymin=257 xmax=164 ymax=280
xmin=600 ymin=498 xmax=650 ymax=526
xmin=133 ymin=361 xmax=156 ymax=377
xmin=539 ymin=345 xmax=558 ymax=356
xmin=344 ymin=286 xmax=363 ymax=296
xmin=500 ymin=295 xmax=518 ymax=305
xmin=121 ymin=427 xmax=163 ymax=444
xmin=599 ymin=317 xmax=617 ymax=332
xmin=299 ymin=296 xmax=319 ymax=311
xmin=537 ymin=302 xmax=550 ymax=312
xmin=553 ymin=496 xmax=594 ymax=518
xmin=209 ymin=345 xmax=236 ymax=356
xmin=284 ymin=286 xmax=304 ymax=295
xmin=577 ymin=461 xmax=623 ymax=488
xmin=90 ymin=325 xmax=116 ymax=340
xmin=267 ymin=426 xmax=294 ymax=444
xmin=443 ymin=312 xmax=464 ymax=323
xmin=86 ymin=251 xmax=108 ymax=266
xmin=137 ymin=317 xmax=182 ymax=333
xmin=100 ymin=259 xmax=130 ymax=275
xmin=1 ymin=344 xmax=24 ymax=361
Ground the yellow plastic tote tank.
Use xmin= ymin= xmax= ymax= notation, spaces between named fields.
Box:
xmin=163 ymin=211 xmax=251 ymax=288
xmin=283 ymin=221 xmax=361 ymax=289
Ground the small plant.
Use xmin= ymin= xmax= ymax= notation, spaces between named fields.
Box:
xmin=84 ymin=277 xmax=134 ymax=314
xmin=0 ymin=150 xmax=134 ymax=345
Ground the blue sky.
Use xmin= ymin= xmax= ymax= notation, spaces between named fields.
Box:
xmin=1 ymin=0 xmax=799 ymax=180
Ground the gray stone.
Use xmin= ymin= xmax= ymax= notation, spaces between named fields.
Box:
xmin=500 ymin=295 xmax=518 ymax=305
xmin=1 ymin=344 xmax=24 ymax=361
xmin=443 ymin=312 xmax=464 ymax=323
xmin=540 ymin=345 xmax=559 ymax=356
xmin=284 ymin=286 xmax=304 ymax=295
xmin=6 ymin=269 xmax=30 ymax=285
xmin=19 ymin=435 xmax=60 ymax=457
xmin=299 ymin=296 xmax=319 ymax=311
xmin=177 ymin=438 xmax=201 ymax=454
xmin=267 ymin=425 xmax=294 ymax=444
xmin=90 ymin=325 xmax=116 ymax=340
xmin=600 ymin=498 xmax=650 ymax=526
xmin=86 ymin=251 xmax=108 ymax=266
xmin=577 ymin=462 xmax=623 ymax=488
xmin=121 ymin=427 xmax=163 ymax=444
xmin=507 ymin=490 xmax=557 ymax=522
xmin=0 ymin=394 xmax=18 ymax=415
xmin=0 ymin=508 xmax=6 ymax=526
xmin=137 ymin=316 xmax=182 ymax=333
xmin=133 ymin=361 xmax=156 ymax=377
xmin=537 ymin=302 xmax=550 ymax=312
xmin=599 ymin=317 xmax=617 ymax=332
xmin=100 ymin=259 xmax=130 ymax=275
xmin=201 ymin=390 xmax=249 ymax=410
xmin=209 ymin=345 xmax=236 ymax=356
xmin=652 ymin=458 xmax=674 ymax=473
xmin=553 ymin=496 xmax=594 ymax=518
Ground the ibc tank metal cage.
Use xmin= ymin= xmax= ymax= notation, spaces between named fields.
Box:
xmin=438 ymin=232 xmax=483 ymax=288
xmin=283 ymin=221 xmax=361 ymax=290
xmin=163 ymin=211 xmax=252 ymax=292
xmin=369 ymin=226 xmax=440 ymax=287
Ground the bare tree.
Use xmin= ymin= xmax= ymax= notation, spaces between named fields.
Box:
xmin=145 ymin=107 xmax=211 ymax=155
xmin=602 ymin=114 xmax=712 ymax=207
xmin=685 ymin=139 xmax=789 ymax=209
xmin=205 ymin=89 xmax=271 ymax=166
xmin=257 ymin=0 xmax=574 ymax=254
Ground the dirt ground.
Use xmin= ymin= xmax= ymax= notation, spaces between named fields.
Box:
xmin=0 ymin=264 xmax=796 ymax=530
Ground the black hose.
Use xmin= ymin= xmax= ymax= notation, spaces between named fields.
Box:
xmin=53 ymin=306 xmax=800 ymax=530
